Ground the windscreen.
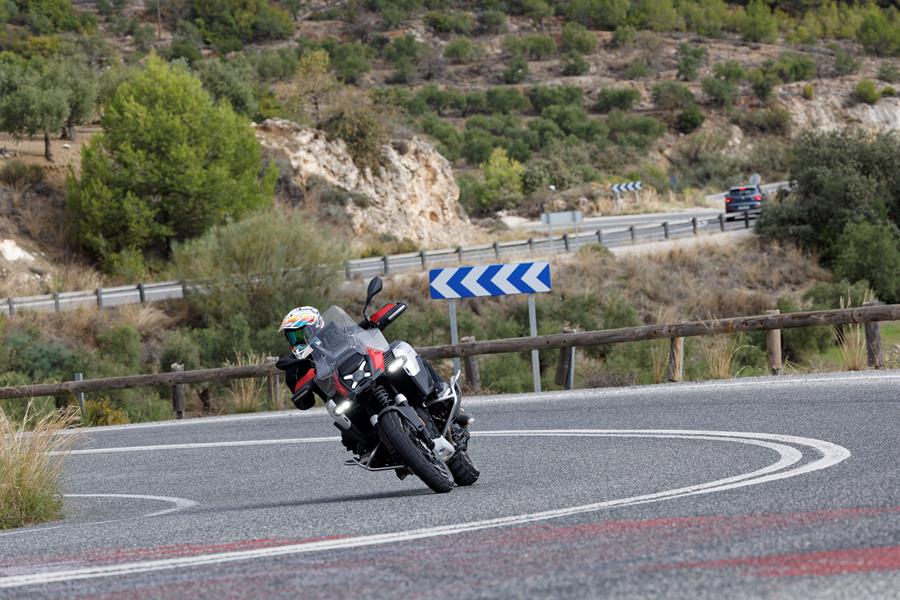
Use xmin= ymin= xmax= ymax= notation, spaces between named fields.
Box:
xmin=309 ymin=306 xmax=389 ymax=398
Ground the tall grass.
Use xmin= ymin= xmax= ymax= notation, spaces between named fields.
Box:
xmin=699 ymin=334 xmax=744 ymax=379
xmin=0 ymin=403 xmax=79 ymax=530
xmin=834 ymin=295 xmax=867 ymax=371
xmin=224 ymin=352 xmax=268 ymax=413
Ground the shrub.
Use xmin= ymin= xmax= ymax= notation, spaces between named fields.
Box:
xmin=562 ymin=52 xmax=590 ymax=76
xmin=566 ymin=0 xmax=630 ymax=30
xmin=651 ymin=81 xmax=694 ymax=111
xmin=852 ymin=79 xmax=881 ymax=105
xmin=631 ymin=0 xmax=681 ymax=32
xmin=83 ymin=398 xmax=129 ymax=426
xmin=444 ymin=37 xmax=479 ymax=64
xmin=593 ymin=87 xmax=639 ymax=112
xmin=0 ymin=160 xmax=44 ymax=190
xmin=477 ymin=9 xmax=507 ymax=34
xmin=485 ymin=87 xmax=531 ymax=115
xmin=833 ymin=220 xmax=900 ymax=303
xmin=248 ymin=47 xmax=298 ymax=80
xmin=560 ymin=22 xmax=597 ymax=55
xmin=321 ymin=92 xmax=388 ymax=172
xmin=195 ymin=57 xmax=258 ymax=117
xmin=67 ymin=57 xmax=275 ymax=270
xmin=856 ymin=10 xmax=900 ymax=57
xmin=514 ymin=34 xmax=556 ymax=60
xmin=96 ymin=325 xmax=142 ymax=372
xmin=606 ymin=110 xmax=665 ymax=151
xmin=883 ymin=86 xmax=897 ymax=97
xmin=877 ymin=62 xmax=900 ymax=83
xmin=676 ymin=43 xmax=707 ymax=81
xmin=771 ymin=52 xmax=817 ymax=82
xmin=701 ymin=76 xmax=738 ymax=107
xmin=481 ymin=147 xmax=525 ymax=210
xmin=675 ymin=103 xmax=704 ymax=134
xmin=609 ymin=24 xmax=636 ymax=48
xmin=160 ymin=329 xmax=203 ymax=372
xmin=420 ymin=114 xmax=463 ymax=161
xmin=732 ymin=108 xmax=791 ymax=135
xmin=542 ymin=104 xmax=605 ymax=141
xmin=712 ymin=60 xmax=745 ymax=83
xmin=747 ymin=67 xmax=779 ymax=102
xmin=503 ymin=56 xmax=528 ymax=84
xmin=832 ymin=47 xmax=860 ymax=76
xmin=329 ymin=42 xmax=373 ymax=84
xmin=186 ymin=0 xmax=292 ymax=51
xmin=802 ymin=83 xmax=814 ymax=100
xmin=530 ymin=85 xmax=583 ymax=111
xmin=424 ymin=10 xmax=475 ymax=35
xmin=679 ymin=0 xmax=729 ymax=37
xmin=738 ymin=0 xmax=777 ymax=43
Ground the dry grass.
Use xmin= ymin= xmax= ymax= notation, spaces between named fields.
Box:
xmin=0 ymin=403 xmax=80 ymax=530
xmin=649 ymin=307 xmax=680 ymax=383
xmin=113 ymin=304 xmax=174 ymax=337
xmin=223 ymin=353 xmax=268 ymax=413
xmin=698 ymin=334 xmax=745 ymax=379
xmin=834 ymin=295 xmax=868 ymax=372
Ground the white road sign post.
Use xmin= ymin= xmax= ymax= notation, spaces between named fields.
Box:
xmin=429 ymin=262 xmax=552 ymax=392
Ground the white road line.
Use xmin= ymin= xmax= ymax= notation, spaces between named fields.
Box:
xmin=0 ymin=429 xmax=850 ymax=589
xmin=54 ymin=436 xmax=340 ymax=456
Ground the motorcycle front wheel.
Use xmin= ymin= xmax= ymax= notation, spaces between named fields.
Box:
xmin=378 ymin=411 xmax=454 ymax=493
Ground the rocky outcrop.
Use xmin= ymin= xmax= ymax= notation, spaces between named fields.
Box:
xmin=254 ymin=118 xmax=474 ymax=247
xmin=780 ymin=82 xmax=900 ymax=133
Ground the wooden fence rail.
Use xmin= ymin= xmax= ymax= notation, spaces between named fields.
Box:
xmin=0 ymin=304 xmax=896 ymax=401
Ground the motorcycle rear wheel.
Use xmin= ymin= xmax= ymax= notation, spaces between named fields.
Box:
xmin=378 ymin=411 xmax=454 ymax=493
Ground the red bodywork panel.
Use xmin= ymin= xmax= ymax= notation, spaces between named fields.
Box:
xmin=369 ymin=303 xmax=396 ymax=324
xmin=367 ymin=348 xmax=385 ymax=371
xmin=293 ymin=369 xmax=315 ymax=393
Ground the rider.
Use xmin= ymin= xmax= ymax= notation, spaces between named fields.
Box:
xmin=275 ymin=306 xmax=459 ymax=415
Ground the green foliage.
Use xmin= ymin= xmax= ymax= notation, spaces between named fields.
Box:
xmin=530 ymin=85 xmax=583 ymax=111
xmin=503 ymin=55 xmax=528 ymax=84
xmin=0 ymin=329 xmax=78 ymax=382
xmin=747 ymin=67 xmax=779 ymax=102
xmin=0 ymin=160 xmax=44 ymax=189
xmin=831 ymin=46 xmax=859 ymax=76
xmin=8 ymin=0 xmax=83 ymax=34
xmin=424 ymin=10 xmax=474 ymax=34
xmin=443 ymin=36 xmax=479 ymax=64
xmin=833 ymin=221 xmax=900 ymax=303
xmin=712 ymin=59 xmax=745 ymax=83
xmin=172 ymin=209 xmax=345 ymax=358
xmin=328 ymin=41 xmax=372 ymax=84
xmin=731 ymin=107 xmax=791 ymax=135
xmin=631 ymin=0 xmax=681 ymax=32
xmin=883 ymin=86 xmax=897 ymax=97
xmin=738 ymin=0 xmax=778 ymax=43
xmin=477 ymin=9 xmax=507 ymax=34
xmin=856 ymin=9 xmax=900 ymax=57
xmin=675 ymin=103 xmax=704 ymax=134
xmin=561 ymin=52 xmax=590 ymax=76
xmin=565 ymin=0 xmax=630 ymax=30
xmin=609 ymin=24 xmax=637 ymax=47
xmin=96 ymin=325 xmax=141 ymax=372
xmin=770 ymin=52 xmax=817 ymax=82
xmin=802 ymin=82 xmax=814 ymax=99
xmin=247 ymin=47 xmax=298 ymax=80
xmin=419 ymin=114 xmax=463 ymax=161
xmin=852 ymin=78 xmax=881 ymax=105
xmin=651 ymin=81 xmax=694 ymax=111
xmin=804 ymin=279 xmax=874 ymax=310
xmin=185 ymin=0 xmax=292 ymax=51
xmin=560 ymin=22 xmax=597 ymax=55
xmin=676 ymin=43 xmax=706 ymax=81
xmin=678 ymin=0 xmax=729 ymax=37
xmin=774 ymin=296 xmax=830 ymax=363
xmin=481 ymin=147 xmax=525 ymax=211
xmin=593 ymin=87 xmax=639 ymax=112
xmin=163 ymin=19 xmax=203 ymax=64
xmin=542 ymin=104 xmax=605 ymax=142
xmin=522 ymin=139 xmax=598 ymax=193
xmin=195 ymin=57 xmax=258 ymax=117
xmin=669 ymin=133 xmax=744 ymax=189
xmin=701 ymin=75 xmax=738 ymax=107
xmin=757 ymin=130 xmax=900 ymax=263
xmin=605 ymin=110 xmax=664 ymax=152
xmin=67 ymin=56 xmax=275 ymax=270
xmin=503 ymin=34 xmax=556 ymax=60
xmin=321 ymin=93 xmax=388 ymax=172
xmin=877 ymin=61 xmax=900 ymax=83
xmin=485 ymin=87 xmax=531 ymax=114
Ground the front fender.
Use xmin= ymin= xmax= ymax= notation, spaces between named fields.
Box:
xmin=378 ymin=404 xmax=426 ymax=435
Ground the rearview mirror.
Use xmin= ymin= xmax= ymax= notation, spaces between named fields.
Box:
xmin=363 ymin=277 xmax=383 ymax=320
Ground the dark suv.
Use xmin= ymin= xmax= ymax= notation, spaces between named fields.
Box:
xmin=725 ymin=185 xmax=766 ymax=220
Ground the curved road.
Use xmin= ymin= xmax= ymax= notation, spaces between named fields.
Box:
xmin=2 ymin=371 xmax=898 ymax=599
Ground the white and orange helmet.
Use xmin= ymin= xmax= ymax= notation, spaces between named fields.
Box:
xmin=278 ymin=306 xmax=324 ymax=358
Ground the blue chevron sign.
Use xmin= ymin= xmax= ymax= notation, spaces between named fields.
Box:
xmin=611 ymin=180 xmax=642 ymax=193
xmin=429 ymin=262 xmax=551 ymax=300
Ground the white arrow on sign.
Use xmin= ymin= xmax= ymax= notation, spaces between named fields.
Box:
xmin=430 ymin=268 xmax=455 ymax=298
xmin=492 ymin=264 xmax=520 ymax=295
xmin=460 ymin=267 xmax=489 ymax=297
xmin=521 ymin=263 xmax=551 ymax=293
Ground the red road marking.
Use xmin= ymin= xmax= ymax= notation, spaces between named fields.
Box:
xmin=672 ymin=545 xmax=900 ymax=577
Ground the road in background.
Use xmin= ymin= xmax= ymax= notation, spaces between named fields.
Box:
xmin=2 ymin=371 xmax=898 ymax=599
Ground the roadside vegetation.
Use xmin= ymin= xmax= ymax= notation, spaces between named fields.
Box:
xmin=0 ymin=404 xmax=79 ymax=529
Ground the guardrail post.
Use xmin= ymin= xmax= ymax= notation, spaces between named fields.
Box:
xmin=596 ymin=229 xmax=603 ymax=245
xmin=743 ymin=210 xmax=750 ymax=229
xmin=692 ymin=217 xmax=698 ymax=235
xmin=766 ymin=309 xmax=783 ymax=375
xmin=719 ymin=213 xmax=725 ymax=232
xmin=171 ymin=362 xmax=185 ymax=419
xmin=563 ymin=233 xmax=571 ymax=252
xmin=96 ymin=287 xmax=104 ymax=308
xmin=53 ymin=292 xmax=60 ymax=313
xmin=345 ymin=262 xmax=351 ymax=280
xmin=864 ymin=301 xmax=884 ymax=369
xmin=528 ymin=238 xmax=534 ymax=256
xmin=554 ymin=328 xmax=577 ymax=390
xmin=138 ymin=283 xmax=146 ymax=303
xmin=667 ymin=337 xmax=684 ymax=382
xmin=7 ymin=297 xmax=13 ymax=316
xmin=73 ymin=372 xmax=85 ymax=419
xmin=420 ymin=250 xmax=427 ymax=269
xmin=460 ymin=336 xmax=481 ymax=392
xmin=629 ymin=225 xmax=636 ymax=243
xmin=456 ymin=246 xmax=464 ymax=264
xmin=493 ymin=241 xmax=501 ymax=259
xmin=266 ymin=357 xmax=283 ymax=410
xmin=382 ymin=255 xmax=390 ymax=275
xmin=663 ymin=222 xmax=670 ymax=239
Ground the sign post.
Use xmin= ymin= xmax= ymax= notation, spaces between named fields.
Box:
xmin=611 ymin=181 xmax=643 ymax=210
xmin=429 ymin=262 xmax=552 ymax=392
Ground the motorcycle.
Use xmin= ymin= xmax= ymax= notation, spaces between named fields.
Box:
xmin=297 ymin=277 xmax=479 ymax=493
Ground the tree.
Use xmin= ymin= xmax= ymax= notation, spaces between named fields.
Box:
xmin=676 ymin=43 xmax=707 ymax=81
xmin=565 ymin=0 xmax=629 ymax=30
xmin=482 ymin=147 xmax=524 ymax=205
xmin=739 ymin=0 xmax=778 ymax=43
xmin=833 ymin=220 xmax=900 ymax=303
xmin=0 ymin=62 xmax=68 ymax=161
xmin=46 ymin=55 xmax=98 ymax=140
xmin=67 ymin=56 xmax=275 ymax=272
xmin=290 ymin=50 xmax=339 ymax=127
xmin=560 ymin=22 xmax=597 ymax=54
xmin=194 ymin=57 xmax=259 ymax=118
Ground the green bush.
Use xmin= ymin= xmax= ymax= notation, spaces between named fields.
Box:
xmin=248 ymin=48 xmax=298 ymax=80
xmin=731 ymin=107 xmax=791 ymax=135
xmin=186 ymin=0 xmax=292 ymax=51
xmin=679 ymin=0 xmax=729 ymax=37
xmin=676 ymin=43 xmax=707 ymax=81
xmin=477 ymin=9 xmax=507 ymax=34
xmin=485 ymin=87 xmax=531 ymax=114
xmin=701 ymin=76 xmax=738 ymax=107
xmin=606 ymin=110 xmax=665 ymax=151
xmin=0 ymin=160 xmax=44 ymax=189
xmin=852 ymin=78 xmax=881 ymax=105
xmin=651 ymin=81 xmax=694 ymax=111
xmin=530 ymin=85 xmax=583 ymax=112
xmin=712 ymin=60 xmax=745 ymax=83
xmin=832 ymin=47 xmax=860 ymax=76
xmin=322 ymin=93 xmax=388 ymax=172
xmin=675 ymin=103 xmax=704 ymax=134
xmin=609 ymin=24 xmax=636 ymax=48
xmin=560 ymin=22 xmax=597 ymax=54
xmin=542 ymin=104 xmax=605 ymax=142
xmin=424 ymin=10 xmax=475 ymax=35
xmin=67 ymin=56 xmax=275 ymax=271
xmin=504 ymin=34 xmax=556 ymax=60
xmin=561 ymin=52 xmax=590 ymax=76
xmin=631 ymin=0 xmax=681 ymax=32
xmin=738 ymin=0 xmax=778 ymax=43
xmin=195 ymin=57 xmax=258 ymax=117
xmin=444 ymin=36 xmax=479 ymax=64
xmin=883 ymin=86 xmax=897 ymax=97
xmin=96 ymin=325 xmax=141 ymax=372
xmin=565 ymin=0 xmax=629 ymax=30
xmin=160 ymin=329 xmax=203 ymax=372
xmin=746 ymin=67 xmax=779 ymax=102
xmin=419 ymin=114 xmax=463 ymax=161
xmin=329 ymin=42 xmax=373 ymax=84
xmin=802 ymin=83 xmax=814 ymax=100
xmin=593 ymin=87 xmax=639 ymax=113
xmin=856 ymin=10 xmax=900 ymax=57
xmin=503 ymin=56 xmax=528 ymax=84
xmin=877 ymin=62 xmax=900 ymax=83
xmin=771 ymin=52 xmax=817 ymax=82
xmin=833 ymin=220 xmax=900 ymax=303
xmin=775 ymin=297 xmax=831 ymax=363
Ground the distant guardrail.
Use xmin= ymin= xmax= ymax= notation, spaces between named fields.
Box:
xmin=1 ymin=211 xmax=757 ymax=316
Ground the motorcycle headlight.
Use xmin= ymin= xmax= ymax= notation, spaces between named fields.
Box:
xmin=335 ymin=400 xmax=353 ymax=415
xmin=387 ymin=355 xmax=407 ymax=373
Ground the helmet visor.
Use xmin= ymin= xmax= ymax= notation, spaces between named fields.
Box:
xmin=284 ymin=329 xmax=306 ymax=349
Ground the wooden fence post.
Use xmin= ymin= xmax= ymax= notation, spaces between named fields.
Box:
xmin=267 ymin=357 xmax=283 ymax=409
xmin=171 ymin=363 xmax=185 ymax=419
xmin=863 ymin=302 xmax=884 ymax=369
xmin=692 ymin=217 xmax=698 ymax=235
xmin=554 ymin=328 xmax=577 ymax=390
xmin=461 ymin=336 xmax=480 ymax=392
xmin=667 ymin=337 xmax=684 ymax=382
xmin=766 ymin=309 xmax=783 ymax=375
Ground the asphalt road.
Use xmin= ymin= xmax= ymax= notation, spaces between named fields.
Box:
xmin=1 ymin=371 xmax=898 ymax=599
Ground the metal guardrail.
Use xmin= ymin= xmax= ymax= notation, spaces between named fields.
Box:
xmin=0 ymin=211 xmax=757 ymax=316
